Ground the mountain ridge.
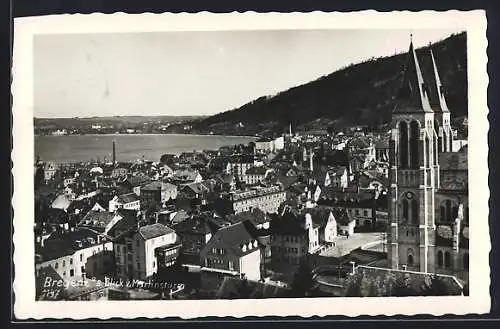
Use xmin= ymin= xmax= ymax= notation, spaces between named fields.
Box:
xmin=194 ymin=32 xmax=467 ymax=136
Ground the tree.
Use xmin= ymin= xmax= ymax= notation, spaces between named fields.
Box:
xmin=344 ymin=271 xmax=364 ymax=297
xmin=390 ymin=273 xmax=418 ymax=297
xmin=290 ymin=259 xmax=315 ymax=298
xmin=421 ymin=275 xmax=452 ymax=296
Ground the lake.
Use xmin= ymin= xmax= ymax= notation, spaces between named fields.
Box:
xmin=34 ymin=134 xmax=257 ymax=163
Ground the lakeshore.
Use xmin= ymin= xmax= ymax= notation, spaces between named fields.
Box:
xmin=35 ymin=133 xmax=257 ymax=163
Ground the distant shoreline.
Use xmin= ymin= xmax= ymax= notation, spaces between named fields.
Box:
xmin=35 ymin=133 xmax=259 ymax=139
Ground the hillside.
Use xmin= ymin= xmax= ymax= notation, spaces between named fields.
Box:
xmin=194 ymin=32 xmax=467 ymax=136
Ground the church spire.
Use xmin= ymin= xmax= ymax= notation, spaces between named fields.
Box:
xmin=430 ymin=46 xmax=450 ymax=113
xmin=393 ymin=35 xmax=433 ymax=114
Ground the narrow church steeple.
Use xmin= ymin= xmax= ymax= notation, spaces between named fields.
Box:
xmin=393 ymin=36 xmax=433 ymax=114
xmin=430 ymin=47 xmax=450 ymax=113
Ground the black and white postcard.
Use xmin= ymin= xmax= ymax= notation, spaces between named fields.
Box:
xmin=12 ymin=11 xmax=490 ymax=319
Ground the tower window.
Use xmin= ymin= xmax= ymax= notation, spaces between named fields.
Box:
xmin=399 ymin=121 xmax=409 ymax=169
xmin=407 ymin=248 xmax=414 ymax=266
xmin=444 ymin=251 xmax=451 ymax=268
xmin=402 ymin=199 xmax=409 ymax=223
xmin=411 ymin=199 xmax=419 ymax=225
xmin=437 ymin=250 xmax=444 ymax=267
xmin=409 ymin=121 xmax=420 ymax=169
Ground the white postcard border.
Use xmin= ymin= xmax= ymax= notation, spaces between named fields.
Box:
xmin=12 ymin=10 xmax=490 ymax=319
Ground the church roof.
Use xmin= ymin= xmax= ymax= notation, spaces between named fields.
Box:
xmin=393 ymin=39 xmax=434 ymax=114
xmin=438 ymin=151 xmax=468 ymax=171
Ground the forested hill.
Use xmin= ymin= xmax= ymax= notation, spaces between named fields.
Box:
xmin=194 ymin=32 xmax=467 ymax=136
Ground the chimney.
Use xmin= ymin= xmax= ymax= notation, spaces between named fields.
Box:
xmin=112 ymin=140 xmax=116 ymax=164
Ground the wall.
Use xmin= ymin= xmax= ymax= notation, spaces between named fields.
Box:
xmin=36 ymin=242 xmax=114 ymax=281
xmin=239 ymin=250 xmax=262 ymax=281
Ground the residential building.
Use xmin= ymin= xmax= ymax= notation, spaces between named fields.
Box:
xmin=226 ymin=155 xmax=256 ymax=178
xmin=78 ymin=210 xmax=124 ymax=236
xmin=35 ymin=229 xmax=114 ymax=281
xmin=200 ymin=221 xmax=262 ymax=281
xmin=173 ymin=213 xmax=224 ymax=267
xmin=229 ymin=185 xmax=286 ymax=214
xmin=44 ymin=162 xmax=57 ymax=181
xmin=243 ymin=166 xmax=270 ymax=186
xmin=121 ymin=175 xmax=151 ymax=196
xmin=114 ymin=223 xmax=177 ymax=280
xmin=270 ymin=208 xmax=320 ymax=265
xmin=108 ymin=193 xmax=140 ymax=212
xmin=141 ymin=181 xmax=178 ymax=207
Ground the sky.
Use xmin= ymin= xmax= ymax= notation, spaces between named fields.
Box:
xmin=34 ymin=29 xmax=463 ymax=118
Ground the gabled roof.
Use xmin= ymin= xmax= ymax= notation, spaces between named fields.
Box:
xmin=204 ymin=222 xmax=258 ymax=257
xmin=37 ymin=229 xmax=104 ymax=262
xmin=78 ymin=211 xmax=119 ymax=232
xmin=393 ymin=39 xmax=433 ymax=114
xmin=183 ymin=182 xmax=209 ymax=195
xmin=246 ymin=166 xmax=268 ymax=175
xmin=173 ymin=213 xmax=218 ymax=235
xmin=139 ymin=223 xmax=175 ymax=240
xmin=117 ymin=193 xmax=139 ymax=204
xmin=225 ymin=208 xmax=270 ymax=226
xmin=125 ymin=175 xmax=151 ymax=187
xmin=51 ymin=194 xmax=71 ymax=210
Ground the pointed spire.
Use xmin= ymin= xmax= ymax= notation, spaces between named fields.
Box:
xmin=430 ymin=46 xmax=450 ymax=113
xmin=393 ymin=35 xmax=433 ymax=114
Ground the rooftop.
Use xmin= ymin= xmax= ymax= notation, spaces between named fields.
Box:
xmin=139 ymin=223 xmax=175 ymax=240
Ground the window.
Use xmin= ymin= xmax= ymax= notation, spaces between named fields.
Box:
xmin=437 ymin=250 xmax=444 ymax=267
xmin=81 ymin=266 xmax=85 ymax=274
xmin=70 ymin=269 xmax=74 ymax=277
xmin=80 ymin=254 xmax=83 ymax=262
xmin=402 ymin=199 xmax=409 ymax=223
xmin=463 ymin=253 xmax=469 ymax=270
xmin=63 ymin=271 xmax=66 ymax=276
xmin=153 ymin=261 xmax=156 ymax=269
xmin=407 ymin=248 xmax=414 ymax=266
xmin=409 ymin=120 xmax=420 ymax=169
xmin=399 ymin=121 xmax=409 ymax=169
xmin=70 ymin=258 xmax=73 ymax=265
xmin=411 ymin=199 xmax=419 ymax=224
xmin=62 ymin=260 xmax=66 ymax=267
xmin=54 ymin=262 xmax=59 ymax=269
xmin=363 ymin=210 xmax=368 ymax=217
xmin=440 ymin=206 xmax=446 ymax=222
xmin=444 ymin=251 xmax=451 ymax=268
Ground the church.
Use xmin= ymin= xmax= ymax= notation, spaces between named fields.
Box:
xmin=387 ymin=36 xmax=469 ymax=283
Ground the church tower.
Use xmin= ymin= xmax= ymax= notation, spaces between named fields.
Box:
xmin=388 ymin=37 xmax=438 ymax=273
xmin=429 ymin=47 xmax=454 ymax=153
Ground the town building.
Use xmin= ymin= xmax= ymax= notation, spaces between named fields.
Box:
xmin=35 ymin=229 xmax=114 ymax=281
xmin=200 ymin=222 xmax=262 ymax=281
xmin=226 ymin=155 xmax=256 ymax=178
xmin=44 ymin=162 xmax=57 ymax=181
xmin=229 ymin=185 xmax=287 ymax=214
xmin=121 ymin=175 xmax=151 ymax=196
xmin=108 ymin=193 xmax=140 ymax=212
xmin=243 ymin=166 xmax=271 ymax=186
xmin=113 ymin=223 xmax=177 ymax=280
xmin=269 ymin=207 xmax=321 ymax=265
xmin=387 ymin=38 xmax=468 ymax=282
xmin=140 ymin=181 xmax=178 ymax=207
